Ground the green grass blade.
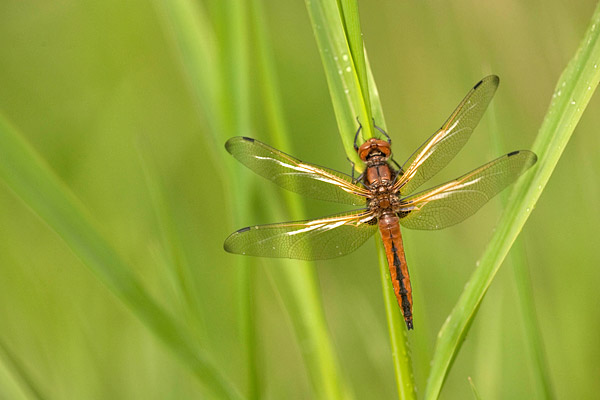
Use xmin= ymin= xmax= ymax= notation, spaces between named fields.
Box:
xmin=339 ymin=0 xmax=373 ymax=141
xmin=306 ymin=1 xmax=415 ymax=398
xmin=425 ymin=3 xmax=600 ymax=398
xmin=305 ymin=0 xmax=374 ymax=169
xmin=153 ymin=0 xmax=223 ymax=138
xmin=468 ymin=377 xmax=483 ymax=400
xmin=0 ymin=336 xmax=45 ymax=400
xmin=509 ymin=241 xmax=555 ymax=399
xmin=220 ymin=1 xmax=258 ymax=398
xmin=156 ymin=0 xmax=349 ymax=396
xmin=489 ymin=91 xmax=554 ymax=399
xmin=136 ymin=146 xmax=207 ymax=338
xmin=367 ymin=57 xmax=412 ymax=400
xmin=0 ymin=115 xmax=241 ymax=400
xmin=376 ymin=239 xmax=417 ymax=400
xmin=251 ymin=1 xmax=350 ymax=398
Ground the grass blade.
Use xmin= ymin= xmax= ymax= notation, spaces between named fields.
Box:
xmin=251 ymin=0 xmax=351 ymax=398
xmin=425 ymin=3 xmax=600 ymax=398
xmin=509 ymin=240 xmax=555 ymax=399
xmin=339 ymin=0 xmax=373 ymax=141
xmin=376 ymin=239 xmax=417 ymax=400
xmin=489 ymin=91 xmax=555 ymax=399
xmin=468 ymin=377 xmax=483 ymax=400
xmin=305 ymin=0 xmax=373 ymax=168
xmin=156 ymin=0 xmax=350 ymax=397
xmin=305 ymin=1 xmax=415 ymax=398
xmin=0 ymin=336 xmax=45 ymax=400
xmin=0 ymin=115 xmax=241 ymax=399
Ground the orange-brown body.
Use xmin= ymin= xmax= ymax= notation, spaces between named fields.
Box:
xmin=358 ymin=138 xmax=414 ymax=329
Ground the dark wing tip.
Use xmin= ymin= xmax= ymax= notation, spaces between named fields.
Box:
xmin=223 ymin=226 xmax=252 ymax=253
xmin=406 ymin=319 xmax=414 ymax=330
xmin=225 ymin=136 xmax=255 ymax=154
xmin=506 ymin=150 xmax=538 ymax=174
xmin=507 ymin=149 xmax=538 ymax=166
xmin=474 ymin=75 xmax=500 ymax=90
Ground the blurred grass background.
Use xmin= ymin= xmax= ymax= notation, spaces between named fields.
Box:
xmin=0 ymin=0 xmax=599 ymax=399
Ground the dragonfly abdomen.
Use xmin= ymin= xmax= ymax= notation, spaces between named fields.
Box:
xmin=378 ymin=213 xmax=414 ymax=330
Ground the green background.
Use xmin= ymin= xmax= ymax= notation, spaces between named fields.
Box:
xmin=0 ymin=0 xmax=599 ymax=398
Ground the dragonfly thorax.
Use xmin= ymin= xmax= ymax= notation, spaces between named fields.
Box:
xmin=367 ymin=182 xmax=401 ymax=216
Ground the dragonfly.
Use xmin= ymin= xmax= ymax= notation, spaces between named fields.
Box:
xmin=223 ymin=75 xmax=537 ymax=329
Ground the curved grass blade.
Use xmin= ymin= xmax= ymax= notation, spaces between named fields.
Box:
xmin=0 ymin=115 xmax=241 ymax=400
xmin=425 ymin=3 xmax=600 ymax=398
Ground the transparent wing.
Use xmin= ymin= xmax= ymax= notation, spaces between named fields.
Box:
xmin=226 ymin=137 xmax=370 ymax=206
xmin=396 ymin=75 xmax=500 ymax=195
xmin=224 ymin=210 xmax=378 ymax=260
xmin=398 ymin=150 xmax=537 ymax=230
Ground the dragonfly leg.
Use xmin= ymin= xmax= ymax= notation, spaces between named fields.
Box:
xmin=347 ymin=156 xmax=357 ymax=181
xmin=373 ymin=119 xmax=392 ymax=144
xmin=346 ymin=156 xmax=365 ymax=184
xmin=391 ymin=158 xmax=404 ymax=175
xmin=353 ymin=118 xmax=363 ymax=151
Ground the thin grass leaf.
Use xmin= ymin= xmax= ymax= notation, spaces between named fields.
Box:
xmin=251 ymin=1 xmax=351 ymax=398
xmin=489 ymin=93 xmax=554 ymax=399
xmin=509 ymin=241 xmax=555 ymax=399
xmin=305 ymin=0 xmax=373 ymax=169
xmin=425 ymin=3 xmax=600 ymax=398
xmin=136 ymin=146 xmax=207 ymax=338
xmin=339 ymin=0 xmax=373 ymax=139
xmin=219 ymin=1 xmax=259 ymax=398
xmin=153 ymin=0 xmax=223 ymax=139
xmin=156 ymin=0 xmax=350 ymax=397
xmin=468 ymin=377 xmax=482 ymax=400
xmin=306 ymin=1 xmax=415 ymax=398
xmin=0 ymin=115 xmax=241 ymax=400
xmin=0 ymin=336 xmax=45 ymax=400
xmin=376 ymin=240 xmax=417 ymax=400
xmin=366 ymin=55 xmax=414 ymax=400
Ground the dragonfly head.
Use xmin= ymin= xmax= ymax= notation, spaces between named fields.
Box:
xmin=357 ymin=138 xmax=392 ymax=162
